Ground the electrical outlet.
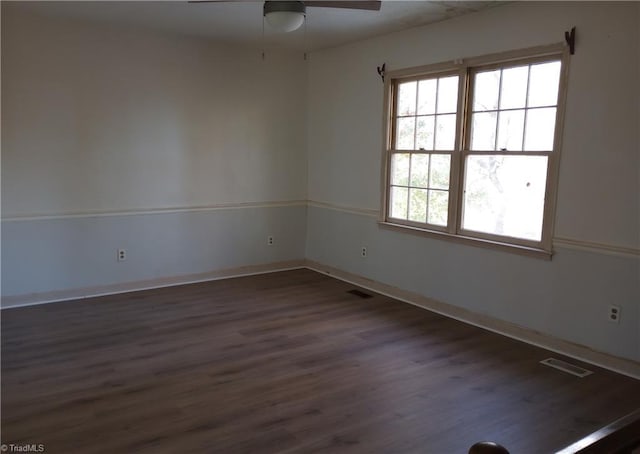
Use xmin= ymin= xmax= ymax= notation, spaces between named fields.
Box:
xmin=608 ymin=305 xmax=621 ymax=323
xmin=267 ymin=236 xmax=274 ymax=246
xmin=361 ymin=247 xmax=367 ymax=257
xmin=117 ymin=249 xmax=126 ymax=262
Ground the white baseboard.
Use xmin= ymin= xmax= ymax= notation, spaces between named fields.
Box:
xmin=304 ymin=259 xmax=640 ymax=380
xmin=1 ymin=260 xmax=305 ymax=309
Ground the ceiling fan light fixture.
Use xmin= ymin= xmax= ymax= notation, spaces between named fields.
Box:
xmin=264 ymin=1 xmax=306 ymax=33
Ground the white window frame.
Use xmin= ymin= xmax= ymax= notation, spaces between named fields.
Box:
xmin=380 ymin=43 xmax=570 ymax=259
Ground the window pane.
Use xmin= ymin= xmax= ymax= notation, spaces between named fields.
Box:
xmin=435 ymin=114 xmax=456 ymax=150
xmin=427 ymin=190 xmax=449 ymax=226
xmin=524 ymin=107 xmax=556 ymax=151
xmin=398 ymin=81 xmax=417 ymax=116
xmin=417 ymin=79 xmax=437 ymax=115
xmin=429 ymin=154 xmax=451 ymax=190
xmin=410 ymin=154 xmax=429 ymax=188
xmin=396 ymin=117 xmax=415 ymax=150
xmin=528 ymin=61 xmax=561 ymax=107
xmin=408 ymin=188 xmax=428 ymax=222
xmin=390 ymin=186 xmax=409 ymax=219
xmin=462 ymin=155 xmax=548 ymax=241
xmin=390 ymin=153 xmax=410 ymax=186
xmin=500 ymin=65 xmax=528 ymax=109
xmin=416 ymin=116 xmax=435 ymax=150
xmin=437 ymin=76 xmax=459 ymax=114
xmin=470 ymin=112 xmax=497 ymax=150
xmin=473 ymin=70 xmax=500 ymax=111
xmin=497 ymin=109 xmax=525 ymax=151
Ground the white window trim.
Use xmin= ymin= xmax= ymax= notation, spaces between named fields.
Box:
xmin=379 ymin=43 xmax=571 ymax=259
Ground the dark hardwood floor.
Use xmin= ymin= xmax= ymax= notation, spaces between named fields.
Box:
xmin=2 ymin=269 xmax=640 ymax=453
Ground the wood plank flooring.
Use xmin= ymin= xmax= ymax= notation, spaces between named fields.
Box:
xmin=2 ymin=269 xmax=640 ymax=453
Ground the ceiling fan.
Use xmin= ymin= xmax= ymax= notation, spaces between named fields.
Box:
xmin=190 ymin=1 xmax=382 ymax=33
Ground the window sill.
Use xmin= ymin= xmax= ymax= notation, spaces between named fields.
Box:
xmin=378 ymin=221 xmax=553 ymax=260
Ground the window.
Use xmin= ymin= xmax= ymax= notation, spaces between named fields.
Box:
xmin=382 ymin=45 xmax=568 ymax=257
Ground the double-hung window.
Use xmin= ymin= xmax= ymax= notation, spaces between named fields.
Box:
xmin=382 ymin=45 xmax=568 ymax=257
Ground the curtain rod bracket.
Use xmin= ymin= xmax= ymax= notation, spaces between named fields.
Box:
xmin=565 ymin=26 xmax=576 ymax=55
xmin=377 ymin=63 xmax=386 ymax=83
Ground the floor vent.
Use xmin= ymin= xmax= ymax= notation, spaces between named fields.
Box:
xmin=540 ymin=358 xmax=593 ymax=378
xmin=347 ymin=289 xmax=373 ymax=299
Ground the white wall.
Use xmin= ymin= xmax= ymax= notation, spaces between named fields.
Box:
xmin=306 ymin=2 xmax=640 ymax=361
xmin=2 ymin=6 xmax=307 ymax=216
xmin=1 ymin=5 xmax=308 ymax=297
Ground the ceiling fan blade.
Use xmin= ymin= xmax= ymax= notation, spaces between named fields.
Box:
xmin=189 ymin=0 xmax=381 ymax=9
xmin=187 ymin=1 xmax=251 ymax=3
xmin=304 ymin=1 xmax=381 ymax=11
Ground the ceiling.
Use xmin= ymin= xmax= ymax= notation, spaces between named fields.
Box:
xmin=11 ymin=1 xmax=500 ymax=52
